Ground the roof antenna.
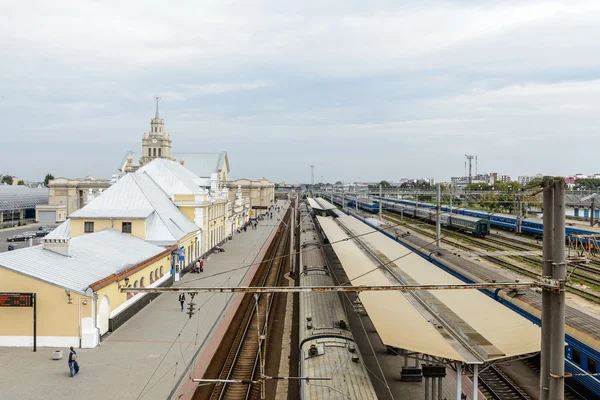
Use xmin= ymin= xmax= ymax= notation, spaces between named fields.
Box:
xmin=154 ymin=96 xmax=161 ymax=119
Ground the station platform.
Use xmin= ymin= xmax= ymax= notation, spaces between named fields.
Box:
xmin=323 ymin=243 xmax=486 ymax=400
xmin=0 ymin=201 xmax=287 ymax=400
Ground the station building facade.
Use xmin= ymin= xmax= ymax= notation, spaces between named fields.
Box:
xmin=0 ymin=230 xmax=172 ymax=348
xmin=228 ymin=178 xmax=275 ymax=219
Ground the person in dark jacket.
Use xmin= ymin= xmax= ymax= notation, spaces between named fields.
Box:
xmin=179 ymin=294 xmax=186 ymax=311
xmin=68 ymin=346 xmax=79 ymax=377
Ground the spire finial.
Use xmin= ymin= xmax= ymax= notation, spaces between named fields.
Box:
xmin=154 ymin=96 xmax=161 ymax=119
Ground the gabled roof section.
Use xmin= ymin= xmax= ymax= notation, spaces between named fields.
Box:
xmin=129 ymin=174 xmax=199 ymax=243
xmin=136 ymin=158 xmax=204 ymax=196
xmin=69 ymin=173 xmax=198 ymax=243
xmin=69 ymin=174 xmax=153 ymax=219
xmin=0 ymin=229 xmax=168 ymax=294
xmin=45 ymin=219 xmax=71 ymax=239
xmin=174 ymin=152 xmax=229 ymax=177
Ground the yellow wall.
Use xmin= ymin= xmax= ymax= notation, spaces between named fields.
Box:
xmin=174 ymin=194 xmax=195 ymax=202
xmin=70 ymin=219 xmax=146 ymax=239
xmin=179 ymin=206 xmax=196 ymax=222
xmin=0 ymin=268 xmax=91 ymax=338
xmin=96 ymin=252 xmax=171 ymax=312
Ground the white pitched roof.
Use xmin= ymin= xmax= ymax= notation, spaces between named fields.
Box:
xmin=136 ymin=158 xmax=204 ymax=195
xmin=121 ymin=151 xmax=229 ymax=178
xmin=69 ymin=173 xmax=198 ymax=244
xmin=45 ymin=219 xmax=71 ymax=239
xmin=0 ymin=229 xmax=168 ymax=294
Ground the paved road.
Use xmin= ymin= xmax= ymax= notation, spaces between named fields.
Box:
xmin=0 ymin=224 xmax=57 ymax=252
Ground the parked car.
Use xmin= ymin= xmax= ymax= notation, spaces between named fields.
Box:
xmin=8 ymin=243 xmax=24 ymax=251
xmin=36 ymin=227 xmax=54 ymax=237
xmin=7 ymin=233 xmax=30 ymax=242
xmin=23 ymin=231 xmax=38 ymax=239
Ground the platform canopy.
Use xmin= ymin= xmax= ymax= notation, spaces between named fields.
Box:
xmin=306 ymin=197 xmax=323 ymax=210
xmin=315 ymin=197 xmax=337 ymax=210
xmin=316 ymin=215 xmax=541 ymax=364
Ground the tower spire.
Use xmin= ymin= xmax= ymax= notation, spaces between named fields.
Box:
xmin=154 ymin=96 xmax=161 ymax=119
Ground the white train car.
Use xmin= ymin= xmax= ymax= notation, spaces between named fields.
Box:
xmin=298 ymin=204 xmax=377 ymax=400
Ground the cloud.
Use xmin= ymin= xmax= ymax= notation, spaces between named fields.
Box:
xmin=2 ymin=1 xmax=600 ymax=182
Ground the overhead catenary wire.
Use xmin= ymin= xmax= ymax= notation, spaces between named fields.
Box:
xmin=175 ymin=219 xmax=410 ymax=287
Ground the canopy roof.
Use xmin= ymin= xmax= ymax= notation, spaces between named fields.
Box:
xmin=316 ymin=215 xmax=540 ymax=363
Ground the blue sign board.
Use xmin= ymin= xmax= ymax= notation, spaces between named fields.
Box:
xmin=178 ymin=255 xmax=185 ymax=261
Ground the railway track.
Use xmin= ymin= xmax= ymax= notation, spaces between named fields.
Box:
xmin=378 ymin=210 xmax=600 ymax=300
xmin=204 ymin=210 xmax=290 ymax=400
xmin=477 ymin=365 xmax=530 ymax=400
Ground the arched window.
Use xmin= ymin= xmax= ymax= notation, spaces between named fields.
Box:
xmin=150 ymin=271 xmax=154 ymax=283
xmin=153 ymin=148 xmax=157 ymax=157
xmin=160 ymin=266 xmax=164 ymax=277
xmin=148 ymin=148 xmax=151 ymax=157
xmin=155 ymin=268 xmax=159 ymax=279
xmin=140 ymin=277 xmax=145 ymax=288
xmin=158 ymin=148 xmax=161 ymax=157
xmin=134 ymin=280 xmax=139 ymax=288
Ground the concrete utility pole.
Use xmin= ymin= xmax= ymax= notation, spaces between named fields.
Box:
xmin=290 ymin=198 xmax=295 ymax=274
xmin=581 ymin=194 xmax=598 ymax=227
xmin=436 ymin=183 xmax=441 ymax=247
xmin=549 ymin=177 xmax=566 ymax=400
xmin=540 ymin=177 xmax=553 ymax=400
xmin=310 ymin=165 xmax=315 ymax=192
xmin=465 ymin=155 xmax=474 ymax=184
xmin=379 ymin=184 xmax=382 ymax=220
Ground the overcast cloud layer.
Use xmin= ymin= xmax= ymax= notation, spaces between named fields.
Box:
xmin=1 ymin=1 xmax=599 ymax=183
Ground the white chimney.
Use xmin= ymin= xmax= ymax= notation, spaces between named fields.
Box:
xmin=44 ymin=238 xmax=70 ymax=256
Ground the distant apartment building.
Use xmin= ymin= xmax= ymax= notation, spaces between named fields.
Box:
xmin=518 ymin=174 xmax=543 ymax=186
xmin=499 ymin=175 xmax=511 ymax=183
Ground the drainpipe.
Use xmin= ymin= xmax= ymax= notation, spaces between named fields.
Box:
xmin=93 ymin=292 xmax=99 ymax=346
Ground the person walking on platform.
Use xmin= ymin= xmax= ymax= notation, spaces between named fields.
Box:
xmin=68 ymin=346 xmax=79 ymax=377
xmin=179 ymin=293 xmax=186 ymax=311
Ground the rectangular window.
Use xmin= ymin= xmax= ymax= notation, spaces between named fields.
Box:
xmin=573 ymin=348 xmax=581 ymax=365
xmin=589 ymin=358 xmax=597 ymax=374
xmin=84 ymin=221 xmax=94 ymax=233
xmin=122 ymin=222 xmax=132 ymax=234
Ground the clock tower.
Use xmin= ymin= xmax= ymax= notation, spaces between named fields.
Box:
xmin=139 ymin=97 xmax=173 ymax=166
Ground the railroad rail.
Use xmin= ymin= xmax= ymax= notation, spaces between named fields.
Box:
xmin=202 ymin=210 xmax=290 ymax=400
xmin=379 ymin=211 xmax=600 ymax=302
xmin=477 ymin=365 xmax=530 ymax=400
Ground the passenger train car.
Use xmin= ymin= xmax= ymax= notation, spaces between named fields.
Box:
xmin=384 ymin=202 xmax=490 ymax=237
xmin=380 ymin=197 xmax=600 ymax=237
xmin=298 ymin=203 xmax=378 ymax=400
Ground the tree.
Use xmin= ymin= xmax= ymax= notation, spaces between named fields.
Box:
xmin=17 ymin=180 xmax=25 ymax=185
xmin=379 ymin=180 xmax=391 ymax=188
xmin=335 ymin=181 xmax=343 ymax=185
xmin=1 ymin=175 xmax=13 ymax=185
xmin=574 ymin=178 xmax=600 ymax=191
xmin=44 ymin=173 xmax=54 ymax=186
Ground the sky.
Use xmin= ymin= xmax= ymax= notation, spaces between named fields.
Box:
xmin=1 ymin=0 xmax=599 ymax=184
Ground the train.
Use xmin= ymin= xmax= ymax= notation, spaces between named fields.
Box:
xmin=385 ymin=202 xmax=490 ymax=237
xmin=298 ymin=202 xmax=377 ymax=400
xmin=379 ymin=197 xmax=600 ymax=237
xmin=329 ymin=195 xmax=490 ymax=237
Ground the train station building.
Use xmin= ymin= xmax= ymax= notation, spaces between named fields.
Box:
xmin=0 ymin=229 xmax=172 ymax=348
